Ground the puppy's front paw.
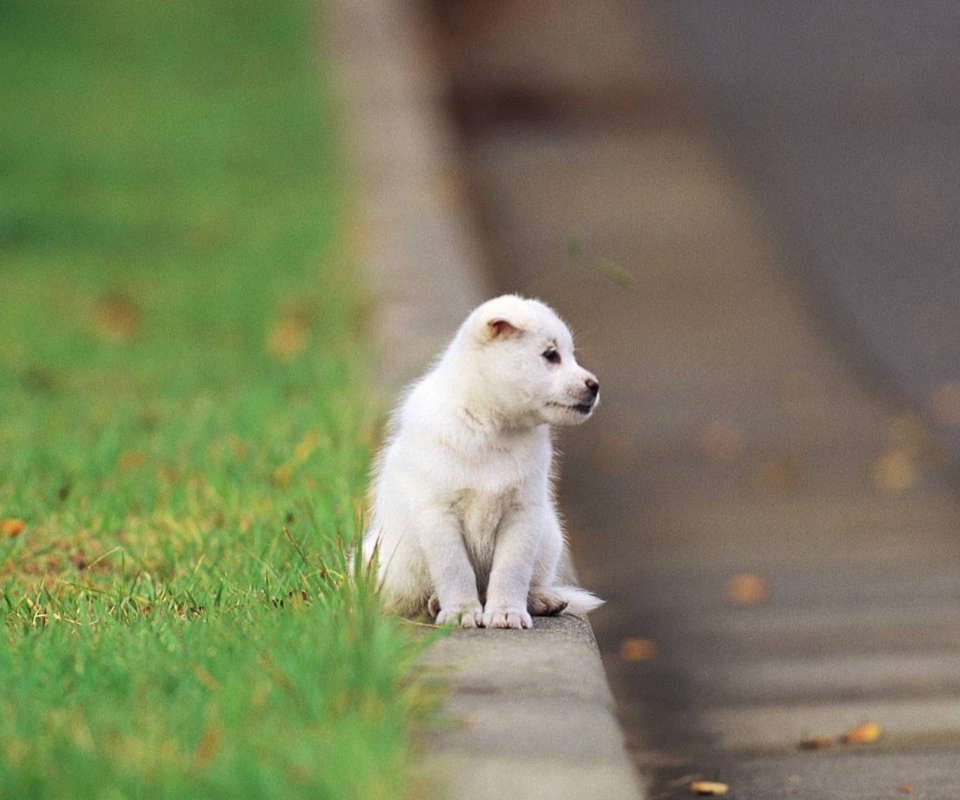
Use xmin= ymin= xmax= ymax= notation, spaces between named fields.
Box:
xmin=436 ymin=603 xmax=484 ymax=629
xmin=482 ymin=605 xmax=533 ymax=630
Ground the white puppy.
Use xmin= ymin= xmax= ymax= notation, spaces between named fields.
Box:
xmin=363 ymin=294 xmax=603 ymax=629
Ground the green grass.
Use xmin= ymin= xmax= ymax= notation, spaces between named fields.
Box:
xmin=0 ymin=2 xmax=436 ymax=797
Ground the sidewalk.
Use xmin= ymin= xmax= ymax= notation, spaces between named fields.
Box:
xmin=427 ymin=1 xmax=960 ymax=798
xmin=327 ymin=2 xmax=644 ymax=799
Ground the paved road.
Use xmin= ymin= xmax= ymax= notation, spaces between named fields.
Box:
xmin=428 ymin=1 xmax=960 ymax=797
xmin=654 ymin=0 xmax=960 ymax=460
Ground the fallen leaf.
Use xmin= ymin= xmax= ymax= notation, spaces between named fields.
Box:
xmin=871 ymin=449 xmax=918 ymax=492
xmin=798 ymin=736 xmax=832 ymax=750
xmin=842 ymin=722 xmax=881 ymax=744
xmin=193 ymin=665 xmax=219 ymax=692
xmin=727 ymin=573 xmax=769 ymax=605
xmin=69 ymin=552 xmax=89 ymax=570
xmin=93 ymin=292 xmax=140 ymax=342
xmin=931 ymin=381 xmax=960 ymax=426
xmin=690 ymin=781 xmax=729 ymax=796
xmin=268 ymin=315 xmax=308 ymax=361
xmin=192 ymin=724 xmax=221 ymax=767
xmin=620 ymin=638 xmax=658 ymax=662
xmin=271 ymin=465 xmax=293 ymax=487
xmin=117 ymin=450 xmax=147 ymax=471
xmin=227 ymin=435 xmax=249 ymax=463
xmin=294 ymin=431 xmax=321 ymax=462
xmin=0 ymin=519 xmax=27 ymax=538
xmin=896 ymin=786 xmax=914 ymax=795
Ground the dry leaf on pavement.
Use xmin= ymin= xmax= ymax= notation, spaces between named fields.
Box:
xmin=842 ymin=722 xmax=882 ymax=744
xmin=727 ymin=573 xmax=770 ymax=605
xmin=620 ymin=638 xmax=658 ymax=662
xmin=798 ymin=736 xmax=833 ymax=750
xmin=690 ymin=781 xmax=729 ymax=796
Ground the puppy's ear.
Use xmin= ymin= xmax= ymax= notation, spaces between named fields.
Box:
xmin=471 ymin=295 xmax=534 ymax=343
xmin=486 ymin=317 xmax=524 ymax=340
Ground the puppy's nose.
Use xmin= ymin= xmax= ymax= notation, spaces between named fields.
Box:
xmin=585 ymin=377 xmax=599 ymax=396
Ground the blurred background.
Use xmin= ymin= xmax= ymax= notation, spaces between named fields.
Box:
xmin=4 ymin=0 xmax=960 ymax=795
xmin=427 ymin=0 xmax=960 ymax=466
xmin=421 ymin=1 xmax=960 ymax=796
xmin=660 ymin=1 xmax=960 ymax=461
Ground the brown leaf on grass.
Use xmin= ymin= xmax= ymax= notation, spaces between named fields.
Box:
xmin=229 ymin=435 xmax=249 ymax=461
xmin=267 ymin=315 xmax=308 ymax=361
xmin=293 ymin=431 xmax=321 ymax=462
xmin=192 ymin=724 xmax=221 ymax=768
xmin=4 ymin=738 xmax=28 ymax=767
xmin=118 ymin=450 xmax=148 ymax=471
xmin=842 ymin=722 xmax=882 ymax=744
xmin=690 ymin=781 xmax=729 ymax=796
xmin=271 ymin=465 xmax=293 ymax=487
xmin=0 ymin=519 xmax=27 ymax=538
xmin=193 ymin=665 xmax=219 ymax=692
xmin=727 ymin=573 xmax=769 ymax=605
xmin=69 ymin=552 xmax=89 ymax=571
xmin=93 ymin=292 xmax=140 ymax=342
xmin=620 ymin=638 xmax=658 ymax=662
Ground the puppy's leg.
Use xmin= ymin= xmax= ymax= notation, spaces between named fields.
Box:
xmin=528 ymin=501 xmax=568 ymax=616
xmin=528 ymin=504 xmax=605 ymax=616
xmin=419 ymin=512 xmax=484 ymax=628
xmin=482 ymin=505 xmax=543 ymax=630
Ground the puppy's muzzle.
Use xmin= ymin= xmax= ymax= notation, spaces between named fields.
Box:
xmin=574 ymin=377 xmax=600 ymax=413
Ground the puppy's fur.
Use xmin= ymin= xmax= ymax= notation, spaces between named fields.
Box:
xmin=363 ymin=295 xmax=603 ymax=629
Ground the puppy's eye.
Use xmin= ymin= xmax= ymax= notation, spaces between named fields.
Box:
xmin=542 ymin=348 xmax=561 ymax=365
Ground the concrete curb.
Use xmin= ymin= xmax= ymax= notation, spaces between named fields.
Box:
xmin=328 ymin=2 xmax=644 ymax=798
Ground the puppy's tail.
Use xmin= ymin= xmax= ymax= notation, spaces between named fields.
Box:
xmin=554 ymin=585 xmax=605 ymax=616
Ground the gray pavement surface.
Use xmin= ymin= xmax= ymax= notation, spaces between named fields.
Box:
xmin=428 ymin=1 xmax=960 ymax=797
xmin=654 ymin=1 xmax=960 ymax=458
xmin=328 ymin=2 xmax=644 ymax=798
